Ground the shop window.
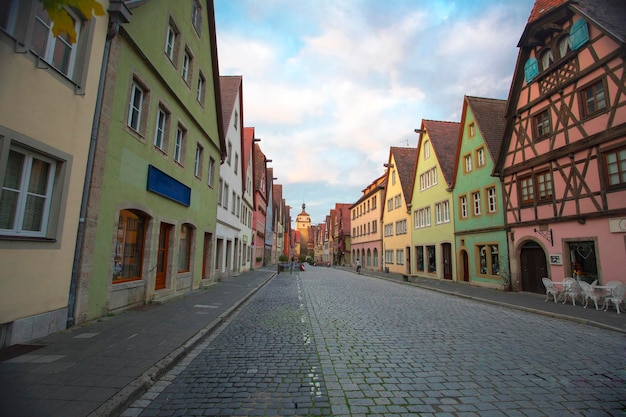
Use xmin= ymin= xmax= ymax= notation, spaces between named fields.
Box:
xmin=477 ymin=244 xmax=500 ymax=276
xmin=427 ymin=245 xmax=436 ymax=273
xmin=569 ymin=241 xmax=597 ymax=284
xmin=113 ymin=210 xmax=147 ymax=283
xmin=416 ymin=246 xmax=424 ymax=271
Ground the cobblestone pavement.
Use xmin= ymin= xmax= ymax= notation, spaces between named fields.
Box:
xmin=122 ymin=267 xmax=626 ymax=417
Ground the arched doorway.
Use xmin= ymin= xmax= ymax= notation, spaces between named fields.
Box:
xmin=460 ymin=250 xmax=469 ymax=282
xmin=520 ymin=241 xmax=547 ymax=294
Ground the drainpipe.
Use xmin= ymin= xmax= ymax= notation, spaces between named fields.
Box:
xmin=67 ymin=2 xmax=131 ymax=328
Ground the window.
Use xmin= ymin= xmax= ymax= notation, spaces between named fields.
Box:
xmin=394 ymin=194 xmax=401 ymax=208
xmin=416 ymin=246 xmax=424 ymax=271
xmin=459 ymin=196 xmax=468 ymax=219
xmin=435 ymin=201 xmax=449 ymax=224
xmin=534 ymin=109 xmax=551 ymax=139
xmin=568 ymin=241 xmax=597 ymax=284
xmin=385 ymin=250 xmax=394 ymax=265
xmin=194 ymin=144 xmax=203 ymax=178
xmin=464 ymin=154 xmax=472 ymax=173
xmin=427 ymin=245 xmax=436 ymax=273
xmin=540 ymin=48 xmax=554 ymax=70
xmin=582 ymin=80 xmax=607 ymax=117
xmin=154 ymin=107 xmax=169 ymax=151
xmin=387 ymin=198 xmax=393 ymax=212
xmin=414 ymin=207 xmax=430 ymax=228
xmin=113 ymin=210 xmax=146 ymax=282
xmin=372 ymin=196 xmax=376 ymax=209
xmin=487 ymin=187 xmax=497 ymax=213
xmin=536 ymin=170 xmax=553 ymax=201
xmin=196 ymin=72 xmax=206 ymax=103
xmin=519 ymin=170 xmax=553 ymax=205
xmin=384 ymin=223 xmax=393 ymax=237
xmin=31 ymin=4 xmax=81 ymax=78
xmin=605 ymin=147 xmax=626 ymax=187
xmin=207 ymin=157 xmax=215 ymax=187
xmin=477 ymin=244 xmax=500 ymax=276
xmin=0 ymin=146 xmax=56 ymax=237
xmin=472 ymin=192 xmax=481 ymax=216
xmin=234 ymin=110 xmax=238 ymax=130
xmin=372 ymin=220 xmax=377 ymax=233
xmin=128 ymin=81 xmax=146 ymax=133
xmin=392 ymin=171 xmax=396 ymax=185
xmin=395 ymin=220 xmax=407 ymax=235
xmin=234 ymin=154 xmax=239 ymax=174
xmin=191 ymin=0 xmax=202 ymax=35
xmin=477 ymin=148 xmax=486 ymax=167
xmin=424 ymin=140 xmax=430 ymax=159
xmin=223 ymin=183 xmax=229 ymax=209
xmin=178 ymin=223 xmax=192 ymax=273
xmin=174 ymin=125 xmax=185 ymax=163
xmin=165 ymin=22 xmax=179 ymax=62
xmin=231 ymin=191 xmax=236 ymax=214
xmin=182 ymin=49 xmax=193 ymax=83
xmin=227 ymin=142 xmax=232 ymax=165
xmin=469 ymin=123 xmax=476 ymax=137
xmin=420 ymin=167 xmax=437 ymax=190
xmin=396 ymin=249 xmax=404 ymax=265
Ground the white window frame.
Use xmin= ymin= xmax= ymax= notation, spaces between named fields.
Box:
xmin=128 ymin=82 xmax=144 ymax=132
xmin=32 ymin=5 xmax=80 ymax=78
xmin=477 ymin=148 xmax=486 ymax=167
xmin=165 ymin=24 xmax=177 ymax=61
xmin=460 ymin=196 xmax=468 ymax=219
xmin=487 ymin=187 xmax=497 ymax=213
xmin=194 ymin=144 xmax=203 ymax=177
xmin=196 ymin=72 xmax=206 ymax=103
xmin=465 ymin=154 xmax=472 ymax=173
xmin=154 ymin=108 xmax=167 ymax=150
xmin=0 ymin=146 xmax=56 ymax=237
xmin=473 ymin=192 xmax=481 ymax=216
xmin=174 ymin=126 xmax=184 ymax=163
xmin=207 ymin=157 xmax=215 ymax=187
xmin=182 ymin=50 xmax=191 ymax=82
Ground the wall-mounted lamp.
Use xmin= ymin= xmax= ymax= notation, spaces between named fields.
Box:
xmin=383 ymin=163 xmax=394 ymax=168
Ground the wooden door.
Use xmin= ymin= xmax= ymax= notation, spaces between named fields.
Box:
xmin=520 ymin=241 xmax=547 ymax=294
xmin=155 ymin=223 xmax=170 ymax=290
xmin=462 ymin=250 xmax=469 ymax=282
xmin=442 ymin=243 xmax=452 ymax=280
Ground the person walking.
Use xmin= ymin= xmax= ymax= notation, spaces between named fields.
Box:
xmin=356 ymin=259 xmax=361 ymax=274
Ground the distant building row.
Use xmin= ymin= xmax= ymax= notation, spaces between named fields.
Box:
xmin=312 ymin=0 xmax=626 ymax=294
xmin=0 ymin=0 xmax=293 ymax=347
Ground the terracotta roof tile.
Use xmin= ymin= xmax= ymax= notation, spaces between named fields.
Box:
xmin=219 ymin=76 xmax=242 ymax=134
xmin=466 ymin=96 xmax=507 ymax=162
xmin=423 ymin=120 xmax=461 ymax=186
xmin=527 ymin=0 xmax=568 ymax=23
xmin=390 ymin=146 xmax=417 ymax=203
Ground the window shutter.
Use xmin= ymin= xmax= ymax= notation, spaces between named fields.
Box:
xmin=524 ymin=58 xmax=539 ymax=83
xmin=570 ymin=19 xmax=589 ymax=50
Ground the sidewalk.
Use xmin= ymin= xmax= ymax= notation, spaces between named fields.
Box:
xmin=0 ymin=268 xmax=276 ymax=417
xmin=339 ymin=265 xmax=626 ymax=334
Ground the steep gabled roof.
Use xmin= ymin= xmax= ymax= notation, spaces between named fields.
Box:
xmin=466 ymin=96 xmax=507 ymax=161
xmin=423 ymin=120 xmax=461 ymax=187
xmin=243 ymin=127 xmax=254 ymax=195
xmin=219 ymin=76 xmax=242 ymax=136
xmin=389 ymin=146 xmax=417 ymax=204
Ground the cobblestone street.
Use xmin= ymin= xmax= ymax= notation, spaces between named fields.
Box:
xmin=123 ymin=267 xmax=625 ymax=417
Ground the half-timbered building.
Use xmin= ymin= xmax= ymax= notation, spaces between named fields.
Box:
xmin=495 ymin=0 xmax=626 ymax=292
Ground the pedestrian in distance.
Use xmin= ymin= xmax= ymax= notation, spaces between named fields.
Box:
xmin=356 ymin=259 xmax=361 ymax=274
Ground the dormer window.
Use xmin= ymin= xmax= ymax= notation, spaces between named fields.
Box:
xmin=540 ymin=48 xmax=554 ymax=70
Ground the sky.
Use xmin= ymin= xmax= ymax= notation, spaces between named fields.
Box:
xmin=214 ymin=0 xmax=536 ymax=225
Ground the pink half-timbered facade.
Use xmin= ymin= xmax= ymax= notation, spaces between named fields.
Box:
xmin=495 ymin=0 xmax=626 ymax=293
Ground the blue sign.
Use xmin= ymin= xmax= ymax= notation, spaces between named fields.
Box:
xmin=147 ymin=165 xmax=191 ymax=206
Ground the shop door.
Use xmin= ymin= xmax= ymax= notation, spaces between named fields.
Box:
xmin=462 ymin=250 xmax=469 ymax=282
xmin=155 ymin=223 xmax=170 ymax=290
xmin=442 ymin=243 xmax=452 ymax=280
xmin=520 ymin=241 xmax=547 ymax=294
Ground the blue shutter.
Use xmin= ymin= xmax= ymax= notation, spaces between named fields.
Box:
xmin=570 ymin=19 xmax=589 ymax=50
xmin=524 ymin=58 xmax=539 ymax=83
